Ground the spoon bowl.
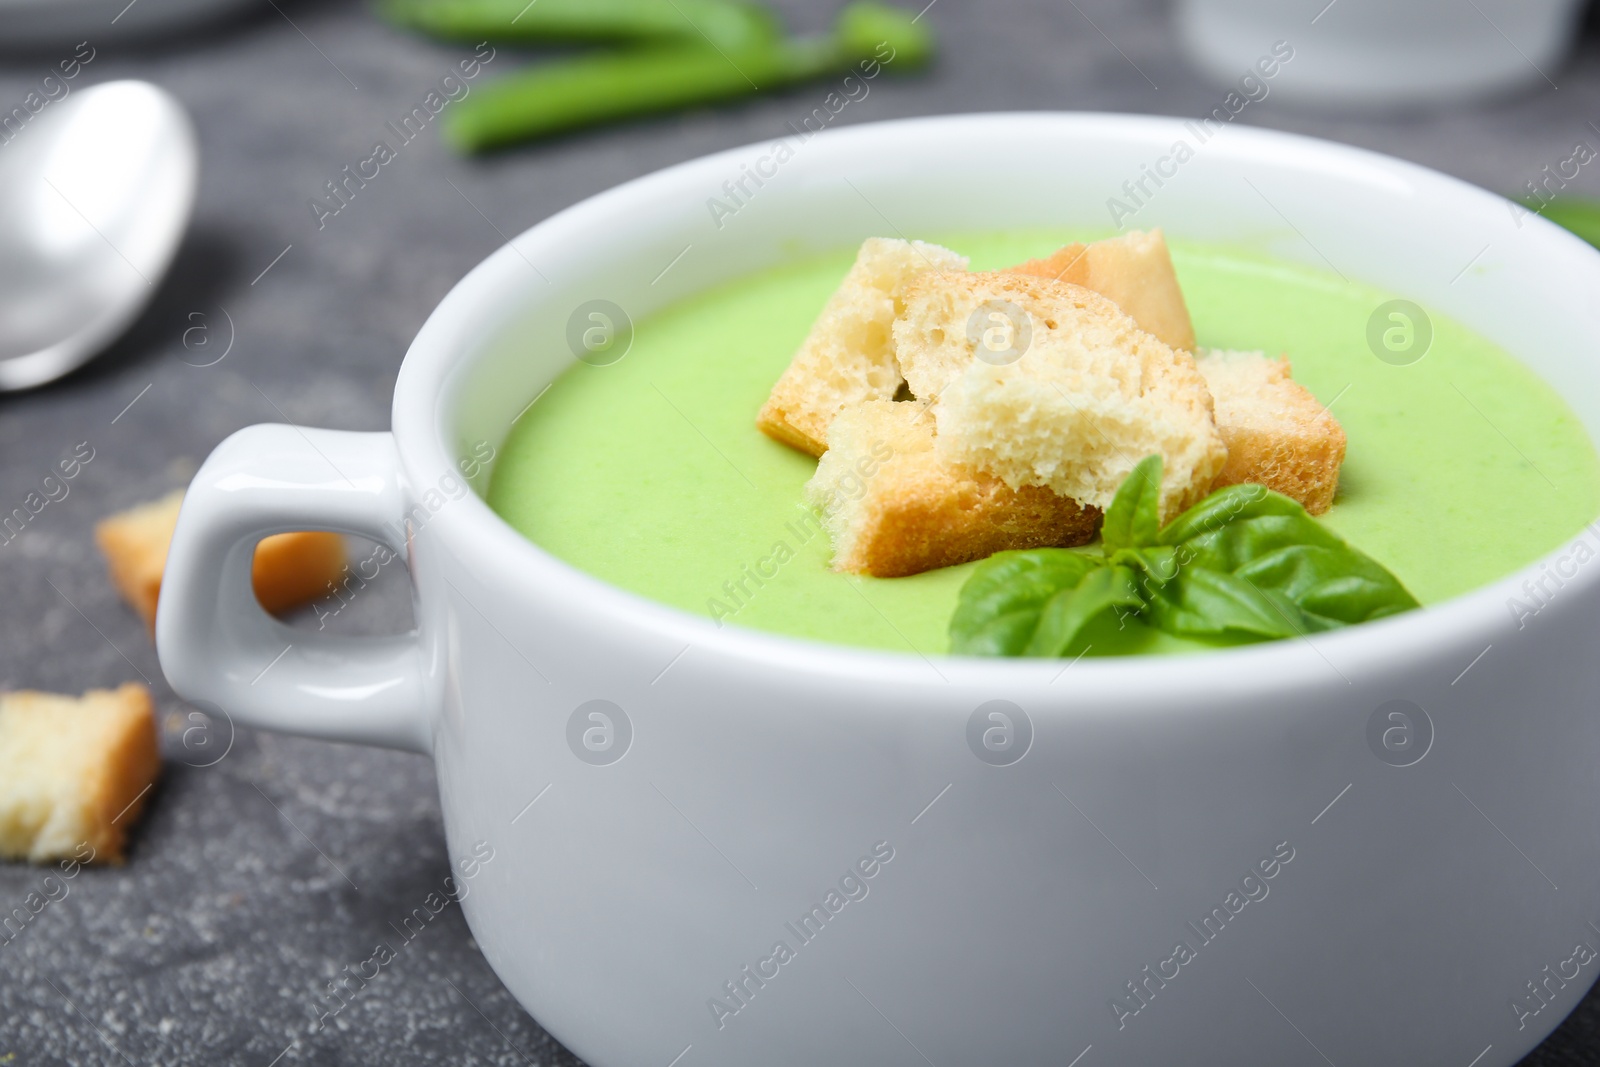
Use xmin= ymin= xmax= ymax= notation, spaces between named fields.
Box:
xmin=0 ymin=79 xmax=197 ymax=391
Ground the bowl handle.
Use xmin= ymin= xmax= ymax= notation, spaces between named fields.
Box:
xmin=155 ymin=424 xmax=432 ymax=755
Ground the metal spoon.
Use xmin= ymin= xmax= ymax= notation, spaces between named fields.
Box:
xmin=0 ymin=79 xmax=198 ymax=391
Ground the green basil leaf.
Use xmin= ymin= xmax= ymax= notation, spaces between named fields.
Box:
xmin=948 ymin=468 xmax=1418 ymax=657
xmin=949 ymin=549 xmax=1103 ymax=656
xmin=1109 ymin=544 xmax=1179 ymax=585
xmin=1159 ymin=486 xmax=1418 ymax=634
xmin=1024 ymin=564 xmax=1145 ymax=657
xmin=1234 ymin=544 xmax=1418 ymax=627
xmin=1155 ymin=484 xmax=1326 ymax=557
xmin=1141 ymin=565 xmax=1308 ymax=639
xmin=1100 ymin=454 xmax=1164 ymax=553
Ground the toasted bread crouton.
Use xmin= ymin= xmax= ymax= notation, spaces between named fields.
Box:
xmin=0 ymin=683 xmax=159 ymax=864
xmin=1197 ymin=350 xmax=1346 ymax=514
xmin=758 ymin=237 xmax=968 ymax=456
xmin=249 ymin=524 xmax=351 ymax=616
xmin=1008 ymin=229 xmax=1196 ymax=352
xmin=893 ymin=271 xmax=1226 ymax=521
xmin=96 ymin=490 xmax=347 ymax=630
xmin=805 ymin=400 xmax=1100 ymax=577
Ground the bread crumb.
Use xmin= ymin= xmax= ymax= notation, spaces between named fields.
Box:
xmin=0 ymin=683 xmax=159 ymax=864
xmin=96 ymin=490 xmax=347 ymax=630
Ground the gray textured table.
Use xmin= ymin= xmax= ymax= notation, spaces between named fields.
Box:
xmin=3 ymin=1 xmax=1600 ymax=1062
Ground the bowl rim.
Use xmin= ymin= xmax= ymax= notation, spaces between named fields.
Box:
xmin=391 ymin=110 xmax=1600 ymax=692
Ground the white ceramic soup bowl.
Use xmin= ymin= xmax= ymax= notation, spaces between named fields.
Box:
xmin=157 ymin=113 xmax=1600 ymax=1067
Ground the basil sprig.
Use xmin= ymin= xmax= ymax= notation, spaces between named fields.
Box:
xmin=949 ymin=455 xmax=1419 ymax=657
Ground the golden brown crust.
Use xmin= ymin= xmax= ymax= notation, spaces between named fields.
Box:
xmin=97 ymin=491 xmax=348 ymax=629
xmin=0 ymin=683 xmax=160 ymax=865
xmin=1007 ymin=229 xmax=1197 ymax=352
xmin=85 ymin=683 xmax=160 ymax=864
xmin=756 ymin=399 xmax=828 ymax=458
xmin=1007 ymin=242 xmax=1092 ymax=285
xmin=252 ymin=530 xmax=349 ymax=615
xmin=1211 ymin=424 xmax=1345 ymax=514
xmin=94 ymin=491 xmax=180 ymax=631
xmin=809 ymin=400 xmax=1100 ymax=577
xmin=838 ymin=452 xmax=1100 ymax=576
xmin=1198 ymin=352 xmax=1347 ymax=515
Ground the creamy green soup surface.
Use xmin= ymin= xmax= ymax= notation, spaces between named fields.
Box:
xmin=487 ymin=232 xmax=1600 ymax=656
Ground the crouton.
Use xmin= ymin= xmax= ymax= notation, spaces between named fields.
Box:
xmin=805 ymin=400 xmax=1099 ymax=577
xmin=757 ymin=237 xmax=968 ymax=456
xmin=96 ymin=490 xmax=347 ymax=630
xmin=1008 ymin=229 xmax=1196 ymax=352
xmin=1197 ymin=349 xmax=1346 ymax=514
xmin=0 ymin=683 xmax=159 ymax=864
xmin=894 ymin=271 xmax=1227 ymax=521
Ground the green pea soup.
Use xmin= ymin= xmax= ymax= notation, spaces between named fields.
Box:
xmin=487 ymin=232 xmax=1600 ymax=656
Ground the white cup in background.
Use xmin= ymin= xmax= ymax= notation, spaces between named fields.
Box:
xmin=1175 ymin=0 xmax=1587 ymax=107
